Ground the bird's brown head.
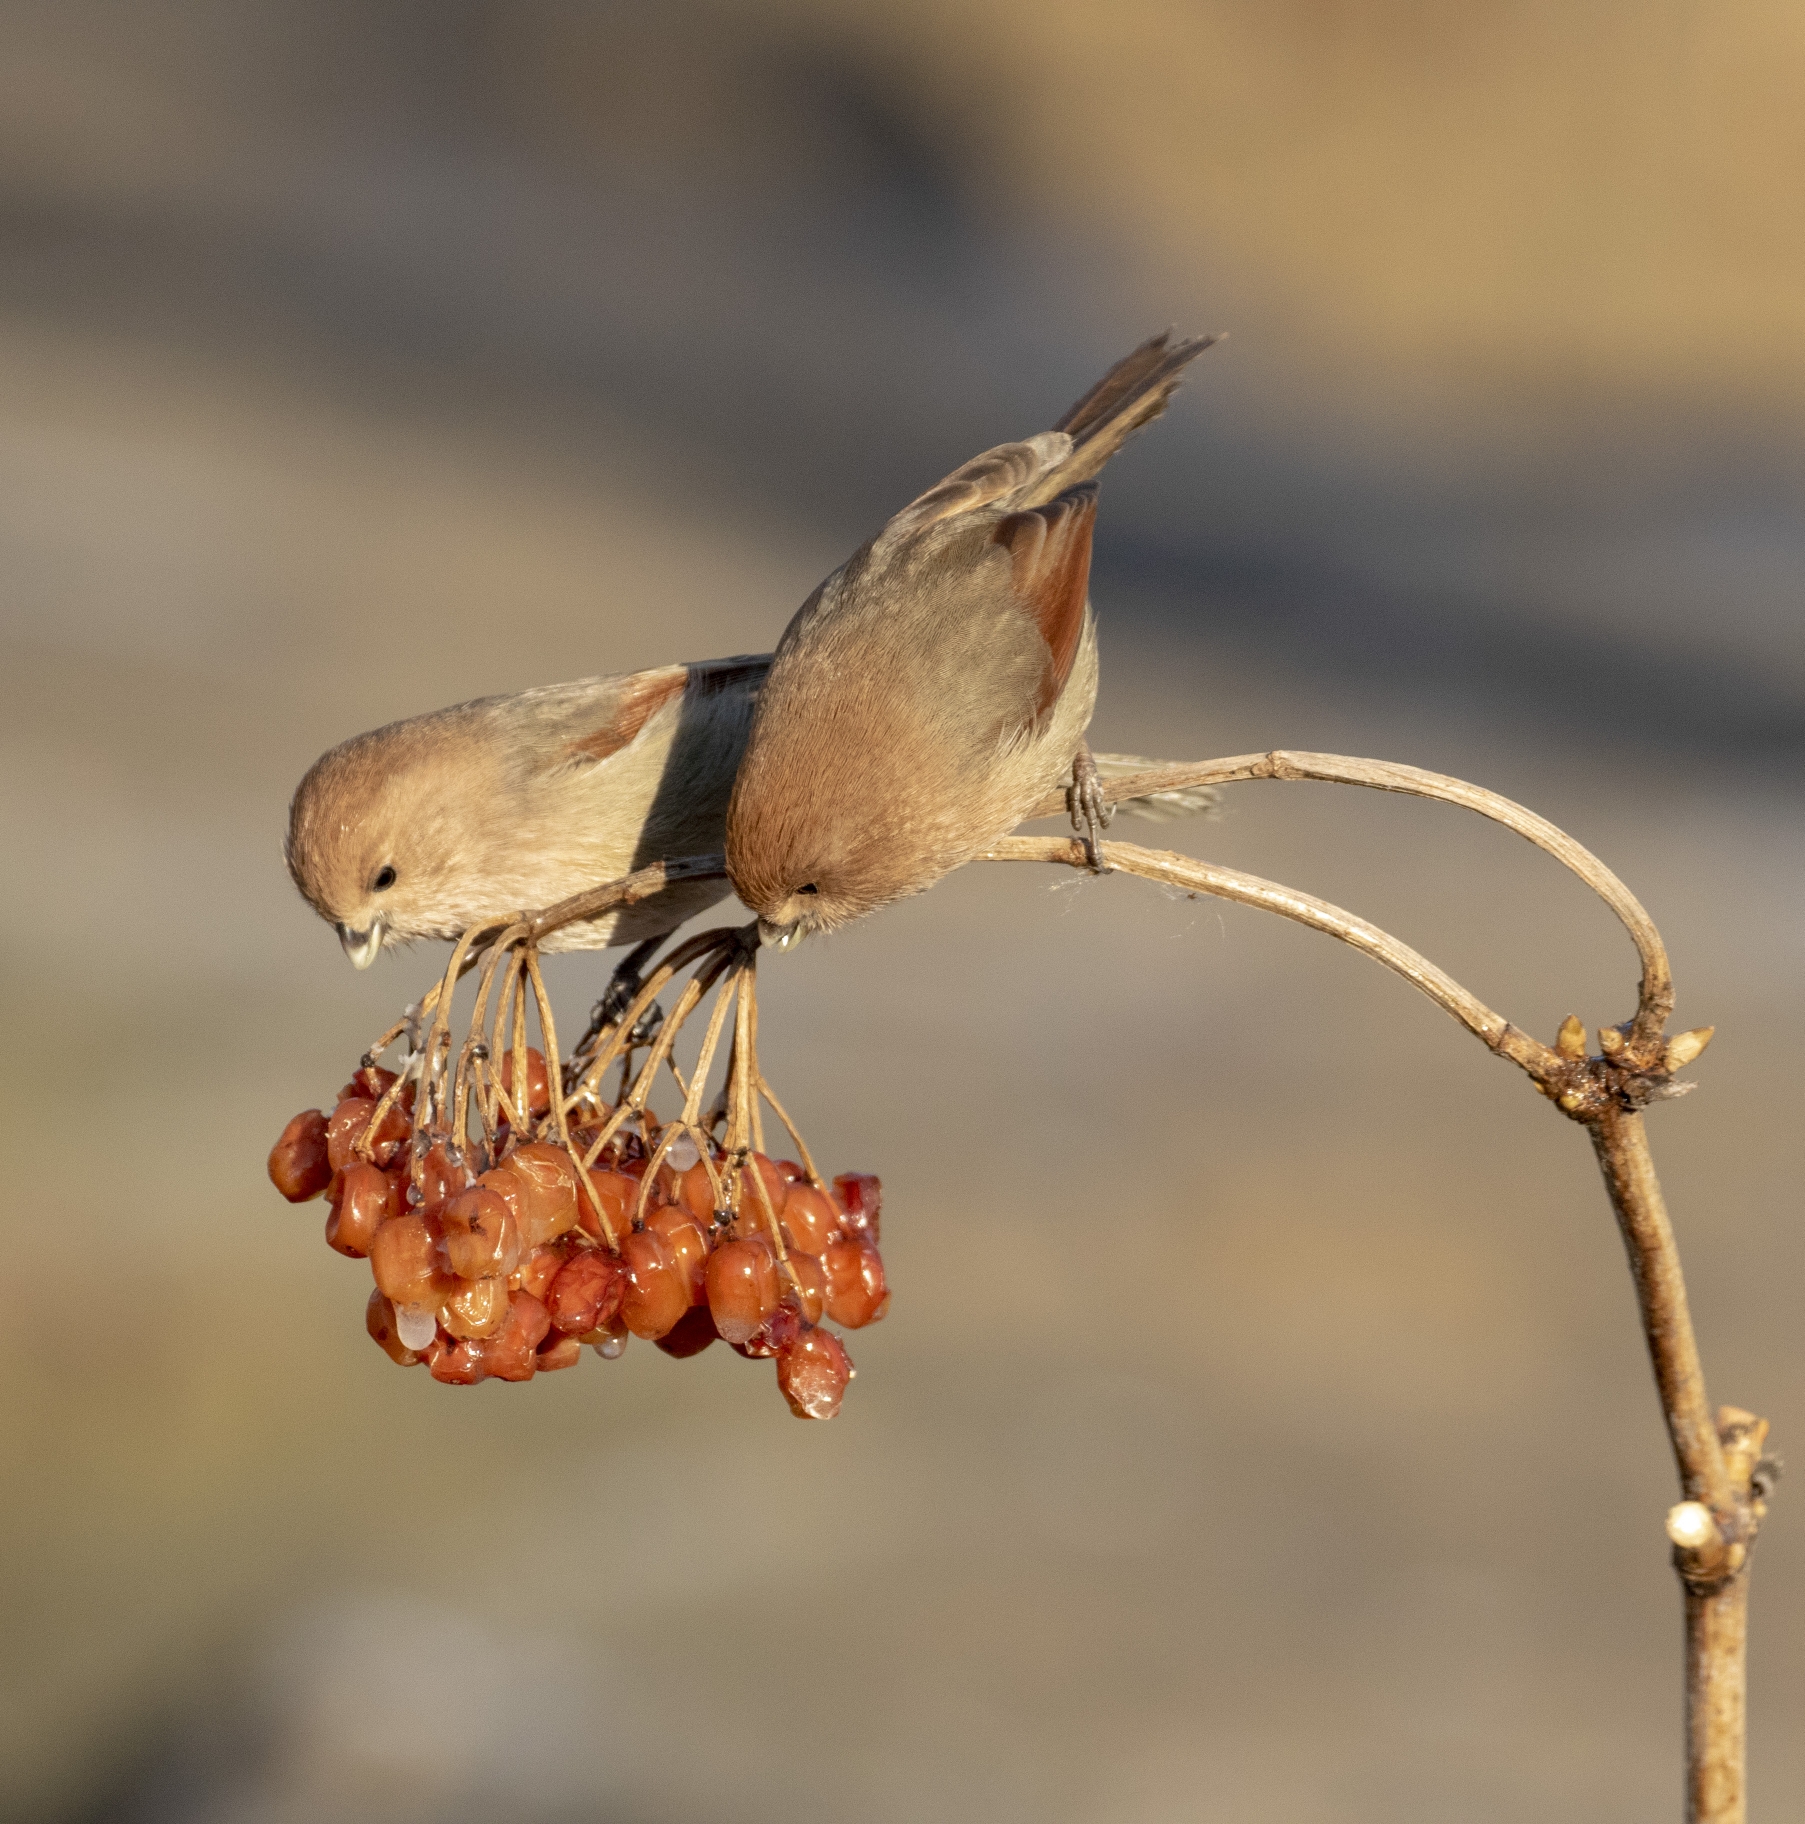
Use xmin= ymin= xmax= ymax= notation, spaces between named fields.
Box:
xmin=285 ymin=713 xmax=505 ymax=968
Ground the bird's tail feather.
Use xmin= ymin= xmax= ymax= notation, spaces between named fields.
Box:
xmin=1023 ymin=331 xmax=1220 ymax=506
xmin=1090 ymin=752 xmax=1220 ymax=822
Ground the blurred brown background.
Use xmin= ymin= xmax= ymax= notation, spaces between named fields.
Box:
xmin=1 ymin=3 xmax=1800 ymax=1819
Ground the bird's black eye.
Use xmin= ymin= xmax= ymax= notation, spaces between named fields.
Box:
xmin=373 ymin=866 xmax=397 ymax=892
xmin=798 ymin=883 xmax=819 ymax=894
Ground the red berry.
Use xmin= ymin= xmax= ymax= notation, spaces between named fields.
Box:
xmin=576 ymin=1167 xmax=637 ymax=1243
xmin=508 ymin=1242 xmax=569 ymax=1302
xmin=365 ymin=1290 xmax=421 ymax=1366
xmin=426 ymin=1333 xmax=488 ymax=1385
xmin=677 ymin=1160 xmax=721 ymax=1222
xmin=327 ymin=1096 xmax=410 ymax=1172
xmin=823 ymin=1240 xmax=889 ymax=1328
xmin=620 ymin=1228 xmax=688 ymax=1340
xmin=733 ymin=1299 xmax=803 ymax=1360
xmin=418 ymin=1139 xmax=469 ymax=1216
xmin=777 ymin=1329 xmax=853 ymax=1420
xmin=508 ymin=1143 xmax=580 ymax=1247
xmin=655 ymin=1304 xmax=719 ymax=1358
xmin=499 ymin=1047 xmax=552 ymax=1119
xmin=786 ymin=1251 xmax=828 ymax=1326
xmin=369 ymin=1211 xmax=454 ymax=1308
xmin=327 ymin=1162 xmax=402 ymax=1258
xmin=442 ymin=1275 xmax=509 ymax=1340
xmin=645 ymin=1205 xmax=709 ymax=1304
xmin=340 ymin=1065 xmax=413 ymax=1110
xmin=269 ymin=1109 xmax=332 ymax=1201
xmin=706 ymin=1237 xmax=779 ymax=1345
xmin=535 ymin=1332 xmax=583 ymax=1372
xmin=545 ymin=1249 xmax=624 ymax=1335
xmin=780 ymin=1183 xmax=839 ymax=1255
xmin=441 ymin=1186 xmax=521 ymax=1280
xmin=774 ymin=1159 xmax=805 ymax=1183
xmin=831 ymin=1173 xmax=882 ymax=1243
xmin=746 ymin=1153 xmax=789 ymax=1218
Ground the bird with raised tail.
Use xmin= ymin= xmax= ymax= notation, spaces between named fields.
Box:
xmin=726 ymin=330 xmax=1219 ymax=950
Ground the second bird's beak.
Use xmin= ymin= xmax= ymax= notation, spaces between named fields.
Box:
xmin=338 ymin=918 xmax=386 ymax=970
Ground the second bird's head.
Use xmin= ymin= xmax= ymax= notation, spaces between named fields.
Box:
xmin=285 ymin=716 xmax=502 ymax=968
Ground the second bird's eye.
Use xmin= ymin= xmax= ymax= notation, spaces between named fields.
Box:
xmin=798 ymin=883 xmax=819 ymax=894
xmin=373 ymin=866 xmax=397 ymax=891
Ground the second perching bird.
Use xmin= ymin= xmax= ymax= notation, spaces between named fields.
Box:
xmin=727 ymin=330 xmax=1219 ymax=949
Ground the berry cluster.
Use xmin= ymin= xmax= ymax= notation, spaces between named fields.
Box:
xmin=268 ymin=1051 xmax=886 ymax=1417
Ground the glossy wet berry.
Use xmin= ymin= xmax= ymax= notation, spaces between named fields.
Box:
xmin=777 ymin=1329 xmax=853 ymax=1420
xmin=269 ymin=1110 xmax=332 ymax=1202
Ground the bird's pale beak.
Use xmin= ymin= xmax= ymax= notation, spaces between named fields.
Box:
xmin=757 ymin=918 xmax=803 ymax=952
xmin=338 ymin=918 xmax=386 ymax=969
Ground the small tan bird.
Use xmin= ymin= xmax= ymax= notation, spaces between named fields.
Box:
xmin=286 ymin=655 xmax=770 ymax=966
xmin=726 ymin=330 xmax=1218 ymax=947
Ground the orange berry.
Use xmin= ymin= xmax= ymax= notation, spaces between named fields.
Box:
xmin=774 ymin=1158 xmax=805 ymax=1183
xmin=327 ymin=1162 xmax=402 ymax=1258
xmin=823 ymin=1240 xmax=889 ymax=1328
xmin=507 ymin=1241 xmax=569 ymax=1302
xmin=746 ymin=1152 xmax=789 ymax=1218
xmin=365 ymin=1290 xmax=421 ymax=1366
xmin=328 ymin=1096 xmax=410 ymax=1172
xmin=777 ymin=1329 xmax=853 ymax=1420
xmin=369 ymin=1211 xmax=454 ymax=1308
xmin=677 ymin=1160 xmax=720 ymax=1222
xmin=831 ymin=1173 xmax=882 ymax=1243
xmin=498 ymin=1047 xmax=552 ymax=1119
xmin=269 ymin=1109 xmax=332 ymax=1202
xmin=645 ymin=1205 xmax=709 ymax=1304
xmin=442 ymin=1275 xmax=509 ymax=1340
xmin=786 ymin=1251 xmax=828 ymax=1326
xmin=706 ymin=1237 xmax=780 ymax=1345
xmin=732 ymin=1301 xmax=803 ymax=1360
xmin=508 ymin=1143 xmax=580 ymax=1246
xmin=654 ymin=1304 xmax=719 ymax=1358
xmin=425 ymin=1333 xmax=487 ymax=1385
xmin=780 ymin=1183 xmax=839 ymax=1255
xmin=441 ymin=1186 xmax=521 ymax=1281
xmin=620 ymin=1228 xmax=688 ymax=1340
xmin=418 ymin=1139 xmax=469 ymax=1216
xmin=576 ymin=1167 xmax=637 ymax=1243
xmin=536 ymin=1332 xmax=583 ymax=1372
xmin=545 ymin=1249 xmax=624 ymax=1335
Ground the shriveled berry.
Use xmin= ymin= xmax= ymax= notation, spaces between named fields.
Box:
xmin=777 ymin=1329 xmax=853 ymax=1420
xmin=780 ymin=1183 xmax=839 ymax=1255
xmin=546 ymin=1249 xmax=624 ymax=1335
xmin=832 ymin=1173 xmax=882 ymax=1242
xmin=823 ymin=1240 xmax=889 ymax=1328
xmin=734 ymin=1300 xmax=803 ymax=1359
xmin=365 ymin=1290 xmax=421 ymax=1366
xmin=786 ymin=1251 xmax=828 ymax=1326
xmin=369 ymin=1211 xmax=454 ymax=1308
xmin=576 ymin=1167 xmax=637 ymax=1243
xmin=426 ymin=1333 xmax=488 ymax=1385
xmin=442 ymin=1275 xmax=509 ymax=1340
xmin=481 ymin=1290 xmax=553 ymax=1380
xmin=328 ymin=1162 xmax=402 ymax=1258
xmin=328 ymin=1096 xmax=409 ymax=1171
xmin=509 ymin=1143 xmax=580 ymax=1246
xmin=706 ymin=1237 xmax=780 ymax=1345
xmin=536 ymin=1332 xmax=583 ymax=1372
xmin=499 ymin=1047 xmax=552 ymax=1118
xmin=646 ymin=1205 xmax=709 ymax=1304
xmin=620 ymin=1228 xmax=688 ymax=1340
xmin=418 ymin=1139 xmax=469 ymax=1216
xmin=442 ymin=1185 xmax=521 ymax=1280
xmin=508 ymin=1242 xmax=570 ymax=1302
xmin=269 ymin=1110 xmax=332 ymax=1201
xmin=655 ymin=1304 xmax=719 ymax=1358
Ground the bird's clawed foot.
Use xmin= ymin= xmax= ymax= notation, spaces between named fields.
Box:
xmin=1067 ymin=746 xmax=1114 ymax=870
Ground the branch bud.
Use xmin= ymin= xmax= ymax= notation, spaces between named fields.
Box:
xmin=1663 ymin=1026 xmax=1715 ymax=1072
xmin=1598 ymin=1025 xmax=1625 ymax=1057
xmin=1555 ymin=1014 xmax=1587 ymax=1059
xmin=1666 ymin=1501 xmax=1722 ymax=1553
